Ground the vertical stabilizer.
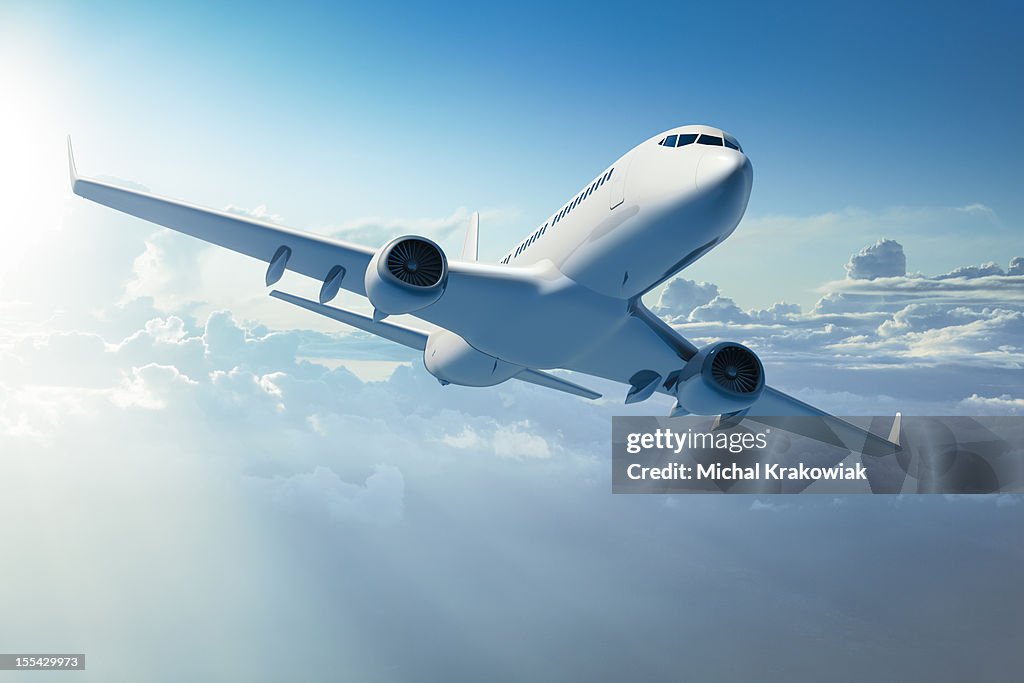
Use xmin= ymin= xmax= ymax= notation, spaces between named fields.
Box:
xmin=462 ymin=212 xmax=479 ymax=261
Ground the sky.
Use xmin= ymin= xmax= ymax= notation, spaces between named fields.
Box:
xmin=1 ymin=1 xmax=1023 ymax=681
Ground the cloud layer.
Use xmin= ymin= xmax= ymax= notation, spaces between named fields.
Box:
xmin=1 ymin=210 xmax=1022 ymax=681
xmin=652 ymin=241 xmax=1024 ymax=413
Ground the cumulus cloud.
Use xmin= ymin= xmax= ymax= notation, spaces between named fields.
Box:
xmin=494 ymin=422 xmax=552 ymax=460
xmin=652 ymin=278 xmax=719 ymax=319
xmin=844 ymin=239 xmax=907 ymax=279
xmin=937 ymin=262 xmax=1005 ymax=279
xmin=655 ymin=240 xmax=1024 ymax=413
xmin=957 ymin=394 xmax=1024 ymax=415
xmin=689 ymin=296 xmax=752 ymax=324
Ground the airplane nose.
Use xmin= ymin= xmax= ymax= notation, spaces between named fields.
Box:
xmin=695 ymin=149 xmax=752 ymax=193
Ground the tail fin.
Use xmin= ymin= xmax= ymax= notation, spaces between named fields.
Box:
xmin=462 ymin=212 xmax=479 ymax=261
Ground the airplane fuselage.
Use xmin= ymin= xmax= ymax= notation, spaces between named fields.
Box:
xmin=504 ymin=125 xmax=752 ymax=299
xmin=424 ymin=125 xmax=753 ymax=387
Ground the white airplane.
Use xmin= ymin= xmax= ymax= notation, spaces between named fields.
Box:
xmin=68 ymin=125 xmax=898 ymax=453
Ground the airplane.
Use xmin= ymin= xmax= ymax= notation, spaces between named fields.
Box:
xmin=68 ymin=124 xmax=899 ymax=454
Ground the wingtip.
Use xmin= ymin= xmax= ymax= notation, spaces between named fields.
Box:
xmin=887 ymin=411 xmax=902 ymax=448
xmin=66 ymin=135 xmax=79 ymax=189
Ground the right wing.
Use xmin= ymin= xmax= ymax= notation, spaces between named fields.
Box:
xmin=68 ymin=138 xmax=374 ymax=295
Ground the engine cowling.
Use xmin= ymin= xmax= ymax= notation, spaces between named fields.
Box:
xmin=424 ymin=329 xmax=520 ymax=387
xmin=674 ymin=341 xmax=765 ymax=415
xmin=364 ymin=236 xmax=448 ymax=315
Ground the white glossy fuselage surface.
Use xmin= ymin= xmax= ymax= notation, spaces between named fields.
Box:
xmin=417 ymin=124 xmax=753 ymax=387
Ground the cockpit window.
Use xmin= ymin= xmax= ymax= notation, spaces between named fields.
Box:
xmin=660 ymin=132 xmax=708 ymax=148
xmin=697 ymin=134 xmax=724 ymax=146
xmin=723 ymin=138 xmax=740 ymax=150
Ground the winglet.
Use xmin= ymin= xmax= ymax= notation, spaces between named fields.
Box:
xmin=887 ymin=411 xmax=902 ymax=447
xmin=67 ymin=135 xmax=79 ymax=190
xmin=461 ymin=211 xmax=479 ymax=261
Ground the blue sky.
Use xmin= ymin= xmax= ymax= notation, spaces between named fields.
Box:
xmin=4 ymin=0 xmax=1022 ymax=306
xmin=1 ymin=3 xmax=1023 ymax=681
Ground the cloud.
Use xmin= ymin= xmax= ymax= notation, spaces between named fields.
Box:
xmin=247 ymin=464 xmax=405 ymax=525
xmin=494 ymin=422 xmax=552 ymax=460
xmin=844 ymin=239 xmax=907 ymax=279
xmin=2 ymin=208 xmax=1024 ymax=681
xmin=750 ymin=499 xmax=791 ymax=512
xmin=652 ymin=278 xmax=720 ymax=319
xmin=655 ymin=240 xmax=1024 ymax=412
xmin=689 ymin=296 xmax=752 ymax=324
xmin=937 ymin=262 xmax=1005 ymax=279
xmin=327 ymin=207 xmax=477 ymax=248
xmin=957 ymin=394 xmax=1024 ymax=415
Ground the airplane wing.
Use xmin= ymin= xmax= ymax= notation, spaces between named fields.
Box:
xmin=269 ymin=290 xmax=602 ymax=400
xmin=67 ymin=138 xmax=374 ymax=296
xmin=635 ymin=305 xmax=900 ymax=454
xmin=740 ymin=387 xmax=900 ymax=456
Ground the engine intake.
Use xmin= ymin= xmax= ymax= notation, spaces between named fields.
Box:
xmin=674 ymin=341 xmax=765 ymax=415
xmin=365 ymin=235 xmax=448 ymax=314
xmin=708 ymin=343 xmax=762 ymax=394
xmin=386 ymin=237 xmax=446 ymax=287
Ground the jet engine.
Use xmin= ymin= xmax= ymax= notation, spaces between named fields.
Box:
xmin=424 ymin=329 xmax=521 ymax=387
xmin=364 ymin=236 xmax=448 ymax=315
xmin=674 ymin=341 xmax=765 ymax=415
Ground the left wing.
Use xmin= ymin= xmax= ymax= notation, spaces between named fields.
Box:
xmin=68 ymin=138 xmax=374 ymax=296
xmin=740 ymin=387 xmax=900 ymax=456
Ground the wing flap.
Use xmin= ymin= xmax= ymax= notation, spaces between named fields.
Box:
xmin=68 ymin=138 xmax=374 ymax=295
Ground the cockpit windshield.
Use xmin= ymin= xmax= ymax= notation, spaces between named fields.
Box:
xmin=659 ymin=132 xmax=742 ymax=152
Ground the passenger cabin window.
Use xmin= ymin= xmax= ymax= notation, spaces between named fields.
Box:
xmin=508 ymin=164 xmax=616 ymax=263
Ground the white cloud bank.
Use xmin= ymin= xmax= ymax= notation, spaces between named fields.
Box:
xmin=1 ymin=205 xmax=1022 ymax=681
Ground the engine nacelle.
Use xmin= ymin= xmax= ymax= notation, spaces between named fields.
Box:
xmin=364 ymin=235 xmax=448 ymax=315
xmin=674 ymin=341 xmax=765 ymax=415
xmin=424 ymin=329 xmax=520 ymax=387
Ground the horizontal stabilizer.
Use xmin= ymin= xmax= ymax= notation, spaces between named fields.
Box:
xmin=270 ymin=290 xmax=427 ymax=350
